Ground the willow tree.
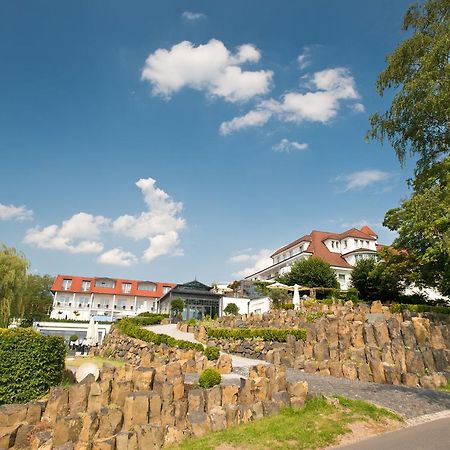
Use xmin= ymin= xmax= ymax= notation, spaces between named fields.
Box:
xmin=0 ymin=245 xmax=28 ymax=327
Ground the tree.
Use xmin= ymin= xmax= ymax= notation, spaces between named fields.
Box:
xmin=351 ymin=257 xmax=401 ymax=302
xmin=383 ymin=159 xmax=450 ymax=296
xmin=278 ymin=257 xmax=339 ymax=289
xmin=267 ymin=288 xmax=292 ymax=309
xmin=223 ymin=303 xmax=239 ymax=315
xmin=20 ymin=274 xmax=54 ymax=327
xmin=367 ymin=0 xmax=449 ymax=175
xmin=170 ymin=298 xmax=184 ymax=317
xmin=0 ymin=245 xmax=28 ymax=327
xmin=227 ymin=280 xmax=241 ymax=297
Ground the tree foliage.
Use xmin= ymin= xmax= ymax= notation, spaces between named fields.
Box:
xmin=170 ymin=298 xmax=184 ymax=316
xmin=350 ymin=257 xmax=401 ymax=302
xmin=224 ymin=302 xmax=239 ymax=315
xmin=367 ymin=0 xmax=450 ymax=174
xmin=267 ymin=288 xmax=292 ymax=309
xmin=20 ymin=274 xmax=54 ymax=327
xmin=383 ymin=158 xmax=450 ymax=296
xmin=278 ymin=257 xmax=339 ymax=289
xmin=0 ymin=245 xmax=28 ymax=327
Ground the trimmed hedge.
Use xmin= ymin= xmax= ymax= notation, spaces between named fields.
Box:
xmin=390 ymin=303 xmax=450 ymax=315
xmin=0 ymin=328 xmax=66 ymax=405
xmin=205 ymin=327 xmax=307 ymax=342
xmin=204 ymin=346 xmax=220 ymax=360
xmin=116 ymin=319 xmax=204 ymax=352
xmin=130 ymin=314 xmax=168 ymax=326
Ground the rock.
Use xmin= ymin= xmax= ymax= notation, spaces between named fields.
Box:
xmin=96 ymin=406 xmax=123 ymax=439
xmin=26 ymin=402 xmax=44 ymax=425
xmin=412 ymin=318 xmax=430 ymax=346
xmin=187 ymin=412 xmax=211 ymax=437
xmin=0 ymin=424 xmax=20 ymax=450
xmin=53 ymin=415 xmax=83 ymax=447
xmin=0 ymin=404 xmax=28 ymax=427
xmin=342 ymin=362 xmax=358 ymax=380
xmin=42 ymin=387 xmax=69 ymax=424
xmin=209 ymin=406 xmax=227 ymax=432
xmin=271 ymin=391 xmax=290 ymax=408
xmin=313 ymin=341 xmax=330 ymax=361
xmin=123 ymin=392 xmax=149 ymax=431
xmin=329 ymin=361 xmax=343 ymax=378
xmin=221 ymin=385 xmax=239 ymax=406
xmin=30 ymin=430 xmax=52 ymax=450
xmin=224 ymin=405 xmax=239 ymax=427
xmin=369 ymin=358 xmax=386 ymax=384
xmin=373 ymin=321 xmax=390 ymax=347
xmin=405 ymin=350 xmax=425 ymax=375
xmin=110 ymin=381 xmax=133 ymax=408
xmin=262 ymin=400 xmax=280 ymax=416
xmin=370 ymin=301 xmax=383 ymax=313
xmin=188 ymin=389 xmax=205 ymax=413
xmin=304 ymin=360 xmax=319 ymax=373
xmin=13 ymin=423 xmax=33 ymax=449
xmin=401 ymin=322 xmax=417 ymax=348
xmin=204 ymin=386 xmax=222 ymax=412
xmin=148 ymin=393 xmax=162 ymax=425
xmin=69 ymin=382 xmax=91 ymax=415
xmin=420 ymin=375 xmax=436 ymax=390
xmin=92 ymin=436 xmax=116 ymax=450
xmin=383 ymin=364 xmax=401 ymax=385
xmin=402 ymin=372 xmax=419 ymax=388
xmin=79 ymin=412 xmax=99 ymax=443
xmin=286 ymin=380 xmax=308 ymax=401
xmin=163 ymin=427 xmax=185 ymax=446
xmin=357 ymin=364 xmax=372 ymax=382
xmin=174 ymin=399 xmax=188 ymax=429
xmin=216 ymin=354 xmax=232 ymax=374
xmin=132 ymin=367 xmax=155 ymax=391
xmin=363 ymin=324 xmax=377 ymax=347
xmin=115 ymin=431 xmax=138 ymax=450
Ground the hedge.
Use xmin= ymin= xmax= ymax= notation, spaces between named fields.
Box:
xmin=129 ymin=314 xmax=168 ymax=326
xmin=205 ymin=327 xmax=306 ymax=342
xmin=0 ymin=328 xmax=66 ymax=405
xmin=116 ymin=319 xmax=204 ymax=352
xmin=390 ymin=303 xmax=450 ymax=315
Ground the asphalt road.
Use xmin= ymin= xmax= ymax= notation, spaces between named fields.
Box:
xmin=336 ymin=417 xmax=450 ymax=450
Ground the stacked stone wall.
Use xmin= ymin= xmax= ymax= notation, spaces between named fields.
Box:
xmin=0 ymin=362 xmax=307 ymax=449
xmin=196 ymin=302 xmax=450 ymax=389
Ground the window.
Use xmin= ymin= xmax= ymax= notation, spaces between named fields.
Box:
xmin=97 ymin=303 xmax=101 ymax=308
xmin=163 ymin=286 xmax=171 ymax=295
xmin=122 ymin=305 xmax=126 ymax=310
xmin=331 ymin=241 xmax=335 ymax=248
xmin=339 ymin=274 xmax=345 ymax=282
xmin=62 ymin=279 xmax=72 ymax=290
xmin=122 ymin=283 xmax=132 ymax=294
xmin=138 ymin=282 xmax=156 ymax=291
xmin=130 ymin=305 xmax=133 ymax=310
xmin=336 ymin=241 xmax=339 ymax=248
xmin=95 ymin=278 xmax=116 ymax=288
xmin=81 ymin=280 xmax=91 ymax=291
xmin=354 ymin=239 xmax=358 ymax=245
xmin=344 ymin=240 xmax=347 ymax=248
xmin=366 ymin=240 xmax=370 ymax=247
xmin=289 ymin=250 xmax=292 ymax=258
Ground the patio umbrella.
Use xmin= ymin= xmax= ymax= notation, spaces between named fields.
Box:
xmin=267 ymin=282 xmax=291 ymax=290
xmin=92 ymin=321 xmax=99 ymax=346
xmin=85 ymin=317 xmax=95 ymax=346
xmin=292 ymin=284 xmax=301 ymax=309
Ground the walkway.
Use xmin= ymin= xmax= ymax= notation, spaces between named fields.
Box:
xmin=146 ymin=324 xmax=450 ymax=419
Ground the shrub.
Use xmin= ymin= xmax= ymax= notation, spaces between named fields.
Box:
xmin=279 ymin=303 xmax=295 ymax=310
xmin=171 ymin=298 xmax=184 ymax=316
xmin=204 ymin=346 xmax=220 ymax=360
xmin=130 ymin=315 xmax=168 ymax=326
xmin=0 ymin=328 xmax=66 ymax=405
xmin=224 ymin=303 xmax=239 ymax=315
xmin=390 ymin=303 xmax=450 ymax=315
xmin=198 ymin=368 xmax=221 ymax=389
xmin=116 ymin=319 xmax=204 ymax=352
xmin=205 ymin=327 xmax=306 ymax=342
xmin=69 ymin=334 xmax=78 ymax=342
xmin=137 ymin=312 xmax=169 ymax=318
xmin=187 ymin=318 xmax=197 ymax=327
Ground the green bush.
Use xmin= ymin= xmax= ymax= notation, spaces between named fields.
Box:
xmin=390 ymin=303 xmax=450 ymax=315
xmin=205 ymin=327 xmax=306 ymax=342
xmin=204 ymin=346 xmax=220 ymax=360
xmin=137 ymin=312 xmax=169 ymax=318
xmin=116 ymin=319 xmax=204 ymax=352
xmin=0 ymin=328 xmax=66 ymax=405
xmin=279 ymin=303 xmax=295 ymax=310
xmin=69 ymin=334 xmax=78 ymax=342
xmin=130 ymin=315 xmax=168 ymax=326
xmin=224 ymin=303 xmax=239 ymax=315
xmin=198 ymin=368 xmax=221 ymax=389
xmin=187 ymin=318 xmax=197 ymax=327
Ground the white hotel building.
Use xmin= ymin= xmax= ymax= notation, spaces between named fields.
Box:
xmin=245 ymin=226 xmax=382 ymax=290
xmin=50 ymin=275 xmax=175 ymax=321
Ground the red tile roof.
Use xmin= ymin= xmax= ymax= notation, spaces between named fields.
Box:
xmin=360 ymin=225 xmax=378 ymax=238
xmin=270 ymin=226 xmax=379 ymax=269
xmin=51 ymin=275 xmax=176 ymax=299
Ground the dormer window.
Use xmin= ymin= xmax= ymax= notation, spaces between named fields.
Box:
xmin=82 ymin=280 xmax=91 ymax=292
xmin=95 ymin=278 xmax=116 ymax=288
xmin=62 ymin=279 xmax=72 ymax=290
xmin=331 ymin=241 xmax=335 ymax=248
xmin=122 ymin=283 xmax=131 ymax=294
xmin=138 ymin=282 xmax=156 ymax=291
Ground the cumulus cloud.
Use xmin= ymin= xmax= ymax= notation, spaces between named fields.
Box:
xmin=98 ymin=248 xmax=138 ymax=267
xmin=220 ymin=67 xmax=363 ymax=134
xmin=24 ymin=178 xmax=186 ymax=264
xmin=112 ymin=178 xmax=186 ymax=262
xmin=182 ymin=11 xmax=206 ymax=22
xmin=24 ymin=212 xmax=108 ymax=253
xmin=273 ymin=139 xmax=308 ymax=153
xmin=334 ymin=170 xmax=392 ymax=192
xmin=141 ymin=39 xmax=273 ymax=102
xmin=219 ymin=110 xmax=271 ymax=135
xmin=0 ymin=203 xmax=33 ymax=221
xmin=230 ymin=249 xmax=273 ymax=278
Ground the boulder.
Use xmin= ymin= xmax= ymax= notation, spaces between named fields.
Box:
xmin=79 ymin=412 xmax=99 ymax=443
xmin=187 ymin=412 xmax=211 ymax=437
xmin=209 ymin=406 xmax=227 ymax=432
xmin=96 ymin=406 xmax=123 ymax=439
xmin=188 ymin=389 xmax=205 ymax=413
xmin=204 ymin=386 xmax=222 ymax=412
xmin=0 ymin=424 xmax=20 ymax=450
xmin=0 ymin=404 xmax=28 ymax=427
xmin=148 ymin=393 xmax=162 ymax=426
xmin=110 ymin=381 xmax=133 ymax=408
xmin=53 ymin=415 xmax=83 ymax=447
xmin=342 ymin=362 xmax=358 ymax=380
xmin=115 ymin=431 xmax=138 ymax=450
xmin=221 ymin=385 xmax=239 ymax=406
xmin=92 ymin=437 xmax=116 ymax=450
xmin=216 ymin=354 xmax=232 ymax=374
xmin=132 ymin=367 xmax=155 ymax=391
xmin=42 ymin=387 xmax=69 ymax=424
xmin=69 ymin=382 xmax=91 ymax=415
xmin=123 ymin=392 xmax=149 ymax=431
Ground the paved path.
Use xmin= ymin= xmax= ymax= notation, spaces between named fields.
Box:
xmin=147 ymin=324 xmax=450 ymax=419
xmin=335 ymin=416 xmax=450 ymax=450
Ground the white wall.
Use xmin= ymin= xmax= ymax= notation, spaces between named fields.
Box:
xmin=221 ymin=296 xmax=271 ymax=315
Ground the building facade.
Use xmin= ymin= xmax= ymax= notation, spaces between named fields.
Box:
xmin=245 ymin=226 xmax=382 ymax=290
xmin=50 ymin=275 xmax=175 ymax=321
xmin=158 ymin=280 xmax=222 ymax=320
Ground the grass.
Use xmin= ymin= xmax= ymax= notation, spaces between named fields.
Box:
xmin=168 ymin=396 xmax=402 ymax=450
xmin=65 ymin=356 xmax=126 ymax=368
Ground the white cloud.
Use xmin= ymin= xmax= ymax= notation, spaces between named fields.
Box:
xmin=182 ymin=11 xmax=206 ymax=22
xmin=98 ymin=248 xmax=138 ymax=267
xmin=24 ymin=212 xmax=108 ymax=254
xmin=230 ymin=249 xmax=273 ymax=278
xmin=220 ymin=67 xmax=363 ymax=134
xmin=297 ymin=46 xmax=312 ymax=70
xmin=141 ymin=39 xmax=273 ymax=103
xmin=352 ymin=102 xmax=365 ymax=112
xmin=273 ymin=139 xmax=308 ymax=153
xmin=23 ymin=178 xmax=186 ymax=263
xmin=219 ymin=110 xmax=271 ymax=135
xmin=0 ymin=203 xmax=33 ymax=221
xmin=334 ymin=170 xmax=392 ymax=192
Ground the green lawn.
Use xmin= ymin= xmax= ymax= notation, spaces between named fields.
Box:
xmin=65 ymin=356 xmax=126 ymax=368
xmin=168 ymin=396 xmax=402 ymax=450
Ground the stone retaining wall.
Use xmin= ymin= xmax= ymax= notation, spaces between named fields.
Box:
xmin=0 ymin=362 xmax=307 ymax=449
xmin=195 ymin=302 xmax=450 ymax=389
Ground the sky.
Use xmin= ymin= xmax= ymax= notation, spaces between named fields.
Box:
xmin=0 ymin=0 xmax=418 ymax=284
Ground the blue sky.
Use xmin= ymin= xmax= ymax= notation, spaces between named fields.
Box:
xmin=0 ymin=0 xmax=417 ymax=284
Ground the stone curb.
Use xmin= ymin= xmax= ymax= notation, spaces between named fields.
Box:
xmin=405 ymin=408 xmax=450 ymax=427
